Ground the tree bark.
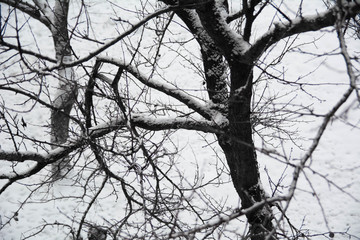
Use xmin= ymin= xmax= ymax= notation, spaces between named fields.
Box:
xmin=167 ymin=2 xmax=274 ymax=238
xmin=194 ymin=1 xmax=275 ymax=239
xmin=219 ymin=62 xmax=274 ymax=240
xmin=50 ymin=0 xmax=77 ymax=179
xmin=160 ymin=0 xmax=275 ymax=238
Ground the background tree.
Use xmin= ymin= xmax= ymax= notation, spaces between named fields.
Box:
xmin=0 ymin=0 xmax=77 ymax=179
xmin=0 ymin=0 xmax=359 ymax=239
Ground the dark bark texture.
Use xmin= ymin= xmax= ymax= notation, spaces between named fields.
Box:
xmin=161 ymin=0 xmax=275 ymax=239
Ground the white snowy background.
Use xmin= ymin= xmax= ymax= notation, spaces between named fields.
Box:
xmin=0 ymin=0 xmax=359 ymax=239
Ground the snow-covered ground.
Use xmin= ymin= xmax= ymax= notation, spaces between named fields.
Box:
xmin=0 ymin=1 xmax=359 ymax=239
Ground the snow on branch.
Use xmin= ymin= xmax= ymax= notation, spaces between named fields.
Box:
xmin=89 ymin=113 xmax=224 ymax=136
xmin=0 ymin=0 xmax=52 ymax=28
xmin=0 ymin=111 xmax=223 ymax=189
xmin=0 ymin=113 xmax=223 ymax=164
xmin=97 ymin=56 xmax=215 ymax=120
xmin=0 ymin=162 xmax=45 ymax=194
xmin=196 ymin=0 xmax=252 ymax=61
xmin=32 ymin=0 xmax=55 ymax=25
xmin=130 ymin=114 xmax=224 ymax=132
xmin=0 ymin=139 xmax=83 ymax=165
xmin=247 ymin=0 xmax=360 ymax=61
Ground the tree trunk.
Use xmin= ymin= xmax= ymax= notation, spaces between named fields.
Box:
xmin=50 ymin=0 xmax=77 ymax=179
xmin=193 ymin=1 xmax=275 ymax=238
xmin=218 ymin=62 xmax=274 ymax=240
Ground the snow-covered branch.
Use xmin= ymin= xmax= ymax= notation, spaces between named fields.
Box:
xmin=0 ymin=139 xmax=84 ymax=165
xmin=0 ymin=110 xmax=223 ymax=190
xmin=196 ymin=0 xmax=252 ymax=62
xmin=97 ymin=56 xmax=216 ymax=120
xmin=0 ymin=113 xmax=224 ymax=164
xmin=32 ymin=0 xmax=55 ymax=24
xmin=131 ymin=114 xmax=225 ymax=132
xmin=0 ymin=0 xmax=52 ymax=28
xmin=246 ymin=0 xmax=360 ymax=61
xmin=89 ymin=113 xmax=225 ymax=136
xmin=0 ymin=162 xmax=45 ymax=194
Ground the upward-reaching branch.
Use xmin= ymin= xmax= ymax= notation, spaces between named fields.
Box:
xmin=174 ymin=9 xmax=229 ymax=105
xmin=196 ymin=0 xmax=252 ymax=63
xmin=246 ymin=0 xmax=360 ymax=61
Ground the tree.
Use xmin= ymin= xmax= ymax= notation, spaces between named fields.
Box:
xmin=0 ymin=0 xmax=77 ymax=179
xmin=0 ymin=0 xmax=359 ymax=239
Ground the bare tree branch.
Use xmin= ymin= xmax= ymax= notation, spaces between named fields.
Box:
xmin=0 ymin=39 xmax=57 ymax=62
xmin=1 ymin=1 xmax=359 ymax=239
xmin=44 ymin=5 xmax=177 ymax=69
xmin=0 ymin=0 xmax=52 ymax=27
xmin=288 ymin=1 xmax=358 ymax=204
xmin=169 ymin=196 xmax=288 ymax=239
xmin=0 ymin=162 xmax=46 ymax=194
xmin=246 ymin=1 xmax=360 ymax=61
xmin=265 ymin=8 xmax=360 ymax=240
xmin=97 ymin=56 xmax=217 ymax=120
xmin=0 ymin=113 xmax=223 ymax=164
xmin=0 ymin=151 xmax=46 ymax=163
